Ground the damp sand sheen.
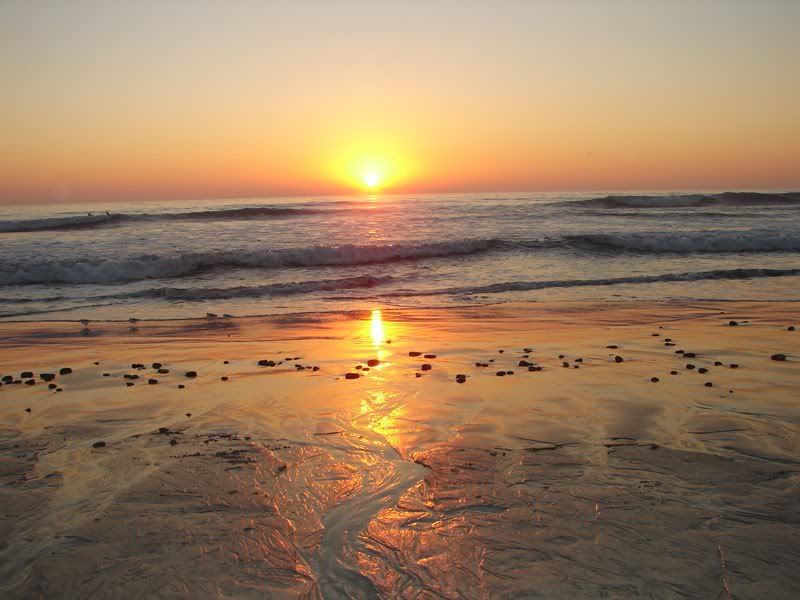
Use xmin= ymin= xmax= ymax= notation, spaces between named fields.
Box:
xmin=1 ymin=301 xmax=799 ymax=598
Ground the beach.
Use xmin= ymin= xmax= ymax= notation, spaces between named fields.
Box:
xmin=1 ymin=300 xmax=798 ymax=598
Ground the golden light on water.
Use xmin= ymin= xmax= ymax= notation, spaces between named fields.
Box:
xmin=370 ymin=309 xmax=385 ymax=346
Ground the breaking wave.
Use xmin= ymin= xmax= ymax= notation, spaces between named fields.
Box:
xmin=0 ymin=240 xmax=500 ymax=285
xmin=0 ymin=206 xmax=331 ymax=233
xmin=572 ymin=191 xmax=800 ymax=209
xmin=374 ymin=267 xmax=800 ymax=298
xmin=571 ymin=231 xmax=800 ymax=253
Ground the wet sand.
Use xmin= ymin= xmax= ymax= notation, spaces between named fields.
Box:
xmin=1 ymin=301 xmax=799 ymax=599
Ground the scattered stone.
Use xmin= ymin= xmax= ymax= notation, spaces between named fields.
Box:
xmin=423 ymin=354 xmax=437 ymax=359
xmin=221 ymin=376 xmax=229 ymax=381
xmin=686 ymin=364 xmax=696 ymax=370
xmin=186 ymin=413 xmax=191 ymax=417
xmin=102 ymin=373 xmax=110 ymax=377
xmin=367 ymin=359 xmax=380 ymax=367
xmin=1 ymin=375 xmax=12 ymax=383
xmin=152 ymin=362 xmax=162 ymax=369
xmin=56 ymin=388 xmax=62 ymax=392
xmin=408 ymin=352 xmax=422 ymax=357
xmin=704 ymin=382 xmax=713 ymax=387
xmin=496 ymin=371 xmax=506 ymax=376
xmin=224 ymin=360 xmax=230 ymax=364
xmin=59 ymin=367 xmax=73 ymax=375
xmin=415 ymin=373 xmax=423 ymax=378
xmin=40 ymin=373 xmax=56 ymax=382
xmin=714 ymin=361 xmax=723 ymax=366
xmin=312 ymin=366 xmax=320 ymax=371
xmin=698 ymin=367 xmax=708 ymax=374
xmin=771 ymin=354 xmax=788 ymax=361
xmin=528 ymin=365 xmax=543 ymax=372
xmin=562 ymin=362 xmax=569 ymax=368
xmin=664 ymin=338 xmax=672 ymax=342
xmin=24 ymin=379 xmax=35 ymax=385
xmin=683 ymin=352 xmax=697 ymax=358
xmin=148 ymin=379 xmax=158 ymax=384
xmin=507 ymin=370 xmax=514 ymax=375
xmin=675 ymin=350 xmax=684 ymax=354
xmin=524 ymin=347 xmax=533 ymax=353
xmin=670 ymin=370 xmax=678 ymax=375
xmin=651 ymin=377 xmax=659 ymax=383
xmin=498 ymin=350 xmax=504 ymax=353
xmin=421 ymin=363 xmax=432 ymax=371
xmin=178 ymin=384 xmax=185 ymax=389
xmin=126 ymin=382 xmax=134 ymax=387
xmin=170 ymin=439 xmax=177 ymax=446
xmin=730 ymin=364 xmax=739 ymax=369
xmin=21 ymin=371 xmax=33 ymax=379
xmin=789 ymin=326 xmax=796 ymax=331
xmin=614 ymin=356 xmax=624 ymax=363
xmin=519 ymin=360 xmax=531 ymax=367
xmin=606 ymin=345 xmax=618 ymax=349
xmin=345 ymin=372 xmax=360 ymax=380
xmin=558 ymin=354 xmax=565 ymax=359
xmin=185 ymin=371 xmax=198 ymax=377
xmin=48 ymin=383 xmax=57 ymax=389
xmin=729 ymin=321 xmax=738 ymax=326
xmin=92 ymin=441 xmax=106 ymax=448
xmin=257 ymin=360 xmax=276 ymax=367
xmin=652 ymin=333 xmax=660 ymax=337
xmin=25 ymin=407 xmax=31 ymax=412
xmin=157 ymin=368 xmax=169 ymax=374
xmin=455 ymin=374 xmax=467 ymax=383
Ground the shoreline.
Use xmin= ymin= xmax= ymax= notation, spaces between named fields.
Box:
xmin=1 ymin=299 xmax=798 ymax=597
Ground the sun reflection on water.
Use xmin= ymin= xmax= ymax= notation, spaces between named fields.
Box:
xmin=370 ymin=309 xmax=385 ymax=346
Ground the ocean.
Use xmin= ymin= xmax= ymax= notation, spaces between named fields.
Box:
xmin=1 ymin=191 xmax=799 ymax=321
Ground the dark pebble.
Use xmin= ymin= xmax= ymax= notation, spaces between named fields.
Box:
xmin=59 ymin=367 xmax=73 ymax=375
xmin=92 ymin=441 xmax=106 ymax=448
xmin=178 ymin=384 xmax=185 ymax=389
xmin=771 ymin=354 xmax=788 ymax=361
xmin=185 ymin=371 xmax=198 ymax=377
xmin=575 ymin=358 xmax=583 ymax=363
xmin=408 ymin=352 xmax=422 ymax=357
xmin=704 ymin=382 xmax=713 ymax=387
xmin=670 ymin=370 xmax=678 ymax=375
xmin=558 ymin=354 xmax=565 ymax=359
xmin=728 ymin=321 xmax=738 ymax=326
xmin=25 ymin=408 xmax=31 ymax=412
xmin=126 ymin=382 xmax=134 ymax=387
xmin=496 ymin=371 xmax=506 ymax=376
xmin=686 ymin=364 xmax=696 ymax=370
xmin=789 ymin=326 xmax=796 ymax=331
xmin=157 ymin=368 xmax=169 ymax=374
xmin=455 ymin=374 xmax=467 ymax=383
xmin=223 ymin=360 xmax=230 ymax=364
xmin=312 ymin=366 xmax=320 ymax=371
xmin=684 ymin=353 xmax=696 ymax=358
xmin=221 ymin=376 xmax=228 ymax=381
xmin=421 ymin=363 xmax=432 ymax=371
xmin=664 ymin=338 xmax=672 ymax=342
xmin=415 ymin=373 xmax=423 ymax=378
xmin=423 ymin=354 xmax=437 ymax=359
xmin=186 ymin=412 xmax=191 ymax=417
xmin=651 ymin=377 xmax=659 ymax=383
xmin=148 ymin=379 xmax=158 ymax=384
xmin=730 ymin=364 xmax=739 ymax=369
xmin=56 ymin=388 xmax=62 ymax=392
xmin=345 ymin=372 xmax=360 ymax=380
xmin=48 ymin=383 xmax=57 ymax=389
xmin=698 ymin=367 xmax=708 ymax=374
xmin=21 ymin=371 xmax=33 ymax=379
xmin=507 ymin=371 xmax=514 ymax=375
xmin=152 ymin=363 xmax=162 ymax=369
xmin=519 ymin=360 xmax=531 ymax=367
xmin=714 ymin=361 xmax=723 ymax=366
xmin=257 ymin=360 xmax=275 ymax=367
xmin=170 ymin=439 xmax=177 ymax=446
xmin=367 ymin=359 xmax=380 ymax=367
xmin=675 ymin=350 xmax=684 ymax=354
xmin=614 ymin=356 xmax=624 ymax=363
xmin=24 ymin=379 xmax=35 ymax=385
xmin=102 ymin=373 xmax=110 ymax=377
xmin=562 ymin=362 xmax=569 ymax=368
xmin=606 ymin=345 xmax=618 ymax=349
xmin=40 ymin=373 xmax=56 ymax=382
xmin=498 ymin=350 xmax=504 ymax=353
xmin=528 ymin=365 xmax=542 ymax=372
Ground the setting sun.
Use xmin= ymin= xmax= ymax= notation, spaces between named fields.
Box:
xmin=363 ymin=172 xmax=381 ymax=189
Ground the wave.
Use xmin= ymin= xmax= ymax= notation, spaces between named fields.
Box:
xmin=573 ymin=191 xmax=800 ymax=209
xmin=0 ymin=240 xmax=500 ymax=285
xmin=572 ymin=231 xmax=800 ymax=253
xmin=133 ymin=275 xmax=397 ymax=301
xmin=0 ymin=206 xmax=332 ymax=233
xmin=372 ymin=267 xmax=800 ymax=298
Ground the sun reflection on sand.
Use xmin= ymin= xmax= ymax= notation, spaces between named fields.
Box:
xmin=370 ymin=308 xmax=385 ymax=346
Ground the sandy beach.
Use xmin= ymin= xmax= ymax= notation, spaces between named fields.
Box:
xmin=0 ymin=301 xmax=798 ymax=598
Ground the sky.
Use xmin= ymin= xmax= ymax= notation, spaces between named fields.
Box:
xmin=1 ymin=0 xmax=799 ymax=204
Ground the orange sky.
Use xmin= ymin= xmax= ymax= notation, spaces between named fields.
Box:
xmin=1 ymin=1 xmax=799 ymax=204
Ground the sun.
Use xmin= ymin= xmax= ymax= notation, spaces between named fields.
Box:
xmin=363 ymin=171 xmax=381 ymax=189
